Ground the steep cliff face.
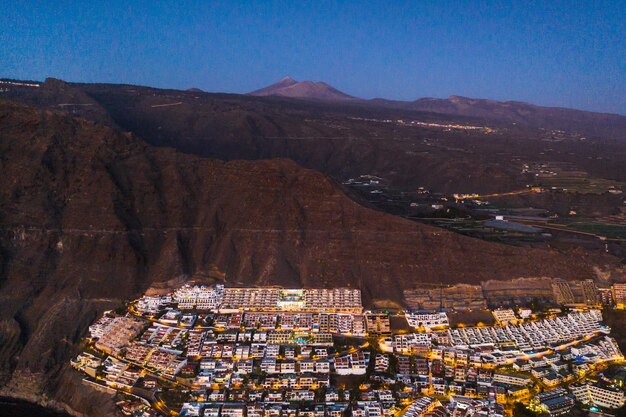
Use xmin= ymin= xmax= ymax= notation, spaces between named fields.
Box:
xmin=0 ymin=100 xmax=618 ymax=412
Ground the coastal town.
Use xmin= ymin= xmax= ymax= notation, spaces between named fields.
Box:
xmin=71 ymin=282 xmax=626 ymax=417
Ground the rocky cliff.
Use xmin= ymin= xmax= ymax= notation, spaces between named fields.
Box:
xmin=0 ymin=100 xmax=618 ymax=414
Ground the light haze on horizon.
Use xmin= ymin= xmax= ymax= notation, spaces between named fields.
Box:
xmin=0 ymin=0 xmax=624 ymax=114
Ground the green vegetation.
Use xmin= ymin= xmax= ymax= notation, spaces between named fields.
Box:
xmin=513 ymin=403 xmax=539 ymax=417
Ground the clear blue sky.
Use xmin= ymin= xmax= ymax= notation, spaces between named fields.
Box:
xmin=1 ymin=0 xmax=624 ymax=114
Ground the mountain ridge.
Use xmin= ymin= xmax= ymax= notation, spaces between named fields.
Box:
xmin=244 ymin=76 xmax=626 ymax=119
xmin=369 ymin=95 xmax=626 ymax=133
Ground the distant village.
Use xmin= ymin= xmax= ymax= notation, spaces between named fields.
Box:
xmin=71 ymin=281 xmax=626 ymax=417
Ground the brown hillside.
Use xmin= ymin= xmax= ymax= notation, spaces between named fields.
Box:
xmin=0 ymin=99 xmax=618 ymax=404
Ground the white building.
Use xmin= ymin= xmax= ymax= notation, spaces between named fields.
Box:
xmin=392 ymin=333 xmax=432 ymax=354
xmin=405 ymin=311 xmax=449 ymax=330
xmin=173 ymin=284 xmax=224 ymax=310
xmin=136 ymin=294 xmax=171 ymax=314
xmin=492 ymin=372 xmax=532 ymax=387
xmin=88 ymin=315 xmax=114 ymax=339
xmin=570 ymin=382 xmax=625 ymax=409
xmin=492 ymin=308 xmax=517 ymax=324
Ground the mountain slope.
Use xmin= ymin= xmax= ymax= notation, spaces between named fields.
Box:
xmin=371 ymin=95 xmax=626 ymax=140
xmin=249 ymin=76 xmax=356 ymax=100
xmin=4 ymin=79 xmax=626 ymax=223
xmin=0 ymin=99 xmax=619 ymax=409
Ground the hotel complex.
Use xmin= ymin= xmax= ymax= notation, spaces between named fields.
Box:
xmin=72 ymin=282 xmax=626 ymax=417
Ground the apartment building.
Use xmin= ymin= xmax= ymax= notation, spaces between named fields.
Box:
xmin=571 ymin=382 xmax=625 ymax=409
xmin=406 ymin=312 xmax=449 ymax=330
xmin=491 ymin=309 xmax=517 ymax=325
xmin=174 ymin=284 xmax=224 ymax=310
xmin=492 ymin=373 xmax=532 ymax=387
xmin=612 ymin=283 xmax=626 ymax=307
xmin=95 ymin=316 xmax=144 ymax=355
xmin=552 ymin=279 xmax=575 ymax=305
xmin=530 ymin=389 xmax=575 ymax=416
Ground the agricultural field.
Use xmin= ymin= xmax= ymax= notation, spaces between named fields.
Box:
xmin=537 ymin=175 xmax=626 ymax=194
xmin=567 ymin=223 xmax=626 ymax=240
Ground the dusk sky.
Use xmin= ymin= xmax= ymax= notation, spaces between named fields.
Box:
xmin=1 ymin=0 xmax=624 ymax=114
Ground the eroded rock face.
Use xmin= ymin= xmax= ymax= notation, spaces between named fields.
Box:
xmin=0 ymin=100 xmax=618 ymax=413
